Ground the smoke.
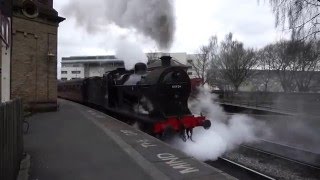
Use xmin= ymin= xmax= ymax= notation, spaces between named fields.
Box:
xmin=63 ymin=0 xmax=176 ymax=50
xmin=115 ymin=39 xmax=147 ymax=69
xmin=171 ymin=87 xmax=270 ymax=161
xmin=134 ymin=96 xmax=154 ymax=115
xmin=264 ymin=115 xmax=320 ymax=153
xmin=134 ymin=104 xmax=149 ymax=115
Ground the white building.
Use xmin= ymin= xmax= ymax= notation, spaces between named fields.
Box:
xmin=60 ymin=53 xmax=199 ymax=81
xmin=146 ymin=52 xmax=198 ymax=79
xmin=60 ymin=55 xmax=124 ymax=81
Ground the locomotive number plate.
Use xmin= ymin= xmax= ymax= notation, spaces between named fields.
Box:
xmin=172 ymin=85 xmax=182 ymax=89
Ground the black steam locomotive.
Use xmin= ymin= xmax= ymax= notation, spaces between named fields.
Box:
xmin=58 ymin=56 xmax=211 ymax=140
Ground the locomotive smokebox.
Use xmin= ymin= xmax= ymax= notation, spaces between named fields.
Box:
xmin=160 ymin=56 xmax=172 ymax=67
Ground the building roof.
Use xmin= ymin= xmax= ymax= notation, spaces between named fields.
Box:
xmin=62 ymin=55 xmax=117 ymax=61
xmin=147 ymin=58 xmax=190 ymax=70
xmin=61 ymin=55 xmax=123 ymax=64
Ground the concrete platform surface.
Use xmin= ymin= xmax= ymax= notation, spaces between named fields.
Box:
xmin=24 ymin=99 xmax=235 ymax=180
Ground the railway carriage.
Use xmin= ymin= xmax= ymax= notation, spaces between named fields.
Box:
xmin=58 ymin=79 xmax=85 ymax=103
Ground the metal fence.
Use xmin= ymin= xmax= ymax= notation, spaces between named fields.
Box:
xmin=0 ymin=99 xmax=24 ymax=180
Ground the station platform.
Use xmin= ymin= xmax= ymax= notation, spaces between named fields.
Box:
xmin=24 ymin=99 xmax=235 ymax=180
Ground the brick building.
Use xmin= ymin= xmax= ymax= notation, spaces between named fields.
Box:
xmin=10 ymin=0 xmax=64 ymax=111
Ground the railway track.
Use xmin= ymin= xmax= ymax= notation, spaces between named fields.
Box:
xmin=220 ymin=142 xmax=320 ymax=179
xmin=247 ymin=139 xmax=320 ymax=168
xmin=206 ymin=158 xmax=275 ymax=180
xmin=206 ymin=140 xmax=320 ymax=179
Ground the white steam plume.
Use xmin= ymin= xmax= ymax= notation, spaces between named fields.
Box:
xmin=172 ymin=87 xmax=270 ymax=161
xmin=115 ymin=39 xmax=147 ymax=69
xmin=63 ymin=0 xmax=175 ymax=49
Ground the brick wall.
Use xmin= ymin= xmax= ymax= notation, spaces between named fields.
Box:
xmin=11 ymin=8 xmax=64 ymax=111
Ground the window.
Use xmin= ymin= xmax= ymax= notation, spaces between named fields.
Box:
xmin=61 ymin=71 xmax=67 ymax=74
xmin=72 ymin=78 xmax=80 ymax=80
xmin=61 ymin=78 xmax=67 ymax=81
xmin=104 ymin=62 xmax=113 ymax=67
xmin=114 ymin=62 xmax=124 ymax=67
xmin=71 ymin=71 xmax=81 ymax=74
xmin=188 ymin=72 xmax=193 ymax=75
xmin=62 ymin=64 xmax=71 ymax=67
xmin=187 ymin=59 xmax=193 ymax=64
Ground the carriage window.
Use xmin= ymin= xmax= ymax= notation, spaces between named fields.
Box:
xmin=72 ymin=71 xmax=81 ymax=74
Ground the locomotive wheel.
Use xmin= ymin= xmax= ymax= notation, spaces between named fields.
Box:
xmin=157 ymin=126 xmax=175 ymax=141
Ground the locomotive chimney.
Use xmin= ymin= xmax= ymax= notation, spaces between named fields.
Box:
xmin=160 ymin=56 xmax=172 ymax=67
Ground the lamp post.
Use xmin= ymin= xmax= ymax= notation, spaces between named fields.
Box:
xmin=1 ymin=0 xmax=12 ymax=102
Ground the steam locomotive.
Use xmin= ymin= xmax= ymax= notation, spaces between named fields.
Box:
xmin=58 ymin=56 xmax=211 ymax=140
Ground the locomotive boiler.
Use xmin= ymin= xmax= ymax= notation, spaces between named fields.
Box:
xmin=58 ymin=56 xmax=211 ymax=140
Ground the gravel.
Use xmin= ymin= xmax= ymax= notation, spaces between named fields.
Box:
xmin=223 ymin=148 xmax=319 ymax=180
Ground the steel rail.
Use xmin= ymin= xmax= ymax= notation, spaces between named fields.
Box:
xmin=206 ymin=157 xmax=275 ymax=180
xmin=242 ymin=140 xmax=320 ymax=170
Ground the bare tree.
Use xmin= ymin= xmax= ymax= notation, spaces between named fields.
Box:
xmin=266 ymin=0 xmax=320 ymax=40
xmin=260 ymin=40 xmax=320 ymax=92
xmin=207 ymin=63 xmax=230 ymax=91
xmin=287 ymin=40 xmax=320 ymax=92
xmin=189 ymin=36 xmax=218 ymax=85
xmin=267 ymin=41 xmax=297 ymax=92
xmin=212 ymin=33 xmax=257 ymax=91
xmin=250 ymin=49 xmax=275 ymax=92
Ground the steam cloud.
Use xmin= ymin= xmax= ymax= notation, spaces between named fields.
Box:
xmin=63 ymin=0 xmax=176 ymax=49
xmin=115 ymin=39 xmax=147 ymax=69
xmin=171 ymin=87 xmax=270 ymax=161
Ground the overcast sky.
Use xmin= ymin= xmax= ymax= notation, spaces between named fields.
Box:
xmin=53 ymin=0 xmax=287 ymax=63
